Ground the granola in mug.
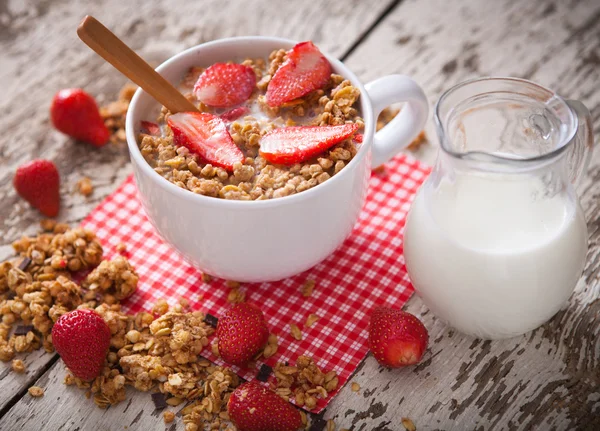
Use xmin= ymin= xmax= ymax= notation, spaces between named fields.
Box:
xmin=138 ymin=41 xmax=364 ymax=201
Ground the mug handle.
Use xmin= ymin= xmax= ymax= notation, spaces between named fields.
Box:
xmin=365 ymin=75 xmax=429 ymax=168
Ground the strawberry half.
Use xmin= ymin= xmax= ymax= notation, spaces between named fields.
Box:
xmin=167 ymin=112 xmax=244 ymax=171
xmin=51 ymin=309 xmax=111 ymax=381
xmin=368 ymin=307 xmax=429 ymax=368
xmin=217 ymin=303 xmax=269 ymax=366
xmin=13 ymin=159 xmax=60 ymax=217
xmin=193 ymin=63 xmax=256 ymax=108
xmin=266 ymin=41 xmax=332 ymax=107
xmin=228 ymin=381 xmax=302 ymax=431
xmin=259 ymin=123 xmax=359 ymax=165
xmin=50 ymin=88 xmax=110 ymax=147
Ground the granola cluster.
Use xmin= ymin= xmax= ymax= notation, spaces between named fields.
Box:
xmin=100 ymin=83 xmax=137 ymax=144
xmin=82 ymin=256 xmax=138 ymax=304
xmin=64 ymin=300 xmax=240 ymax=431
xmin=139 ymin=48 xmax=364 ymax=201
xmin=273 ymin=355 xmax=339 ymax=411
xmin=1 ymin=224 xmax=350 ymax=430
xmin=0 ymin=222 xmax=138 ymax=362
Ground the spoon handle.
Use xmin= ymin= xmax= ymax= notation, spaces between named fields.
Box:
xmin=77 ymin=15 xmax=198 ymax=114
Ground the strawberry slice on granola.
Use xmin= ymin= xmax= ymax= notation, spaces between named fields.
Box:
xmin=194 ymin=63 xmax=256 ymax=108
xmin=220 ymin=106 xmax=250 ymax=122
xmin=266 ymin=41 xmax=332 ymax=107
xmin=259 ymin=123 xmax=359 ymax=165
xmin=140 ymin=120 xmax=161 ymax=136
xmin=167 ymin=112 xmax=244 ymax=171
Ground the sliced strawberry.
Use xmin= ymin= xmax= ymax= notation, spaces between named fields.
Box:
xmin=220 ymin=106 xmax=250 ymax=122
xmin=167 ymin=112 xmax=244 ymax=171
xmin=259 ymin=123 xmax=359 ymax=165
xmin=193 ymin=63 xmax=256 ymax=108
xmin=266 ymin=41 xmax=332 ymax=107
xmin=353 ymin=133 xmax=364 ymax=143
xmin=140 ymin=120 xmax=160 ymax=136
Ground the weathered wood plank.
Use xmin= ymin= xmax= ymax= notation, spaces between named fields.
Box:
xmin=326 ymin=0 xmax=600 ymax=429
xmin=0 ymin=0 xmax=398 ymax=418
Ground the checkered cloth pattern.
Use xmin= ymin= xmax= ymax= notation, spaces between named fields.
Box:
xmin=81 ymin=153 xmax=430 ymax=413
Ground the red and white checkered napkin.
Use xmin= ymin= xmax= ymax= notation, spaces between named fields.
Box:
xmin=81 ymin=153 xmax=430 ymax=413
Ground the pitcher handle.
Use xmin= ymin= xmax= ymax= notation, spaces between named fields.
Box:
xmin=566 ymin=100 xmax=594 ymax=185
xmin=365 ymin=75 xmax=429 ymax=168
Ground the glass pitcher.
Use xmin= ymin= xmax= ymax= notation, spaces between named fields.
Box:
xmin=403 ymin=77 xmax=594 ymax=339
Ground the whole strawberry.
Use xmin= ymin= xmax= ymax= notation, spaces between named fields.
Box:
xmin=51 ymin=309 xmax=111 ymax=381
xmin=50 ymin=88 xmax=110 ymax=147
xmin=228 ymin=381 xmax=302 ymax=431
xmin=217 ymin=303 xmax=269 ymax=366
xmin=368 ymin=306 xmax=428 ymax=368
xmin=14 ymin=159 xmax=60 ymax=217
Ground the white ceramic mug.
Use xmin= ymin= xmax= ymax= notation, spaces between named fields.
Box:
xmin=126 ymin=36 xmax=428 ymax=282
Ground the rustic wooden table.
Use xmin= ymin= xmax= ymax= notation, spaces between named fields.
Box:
xmin=0 ymin=0 xmax=599 ymax=430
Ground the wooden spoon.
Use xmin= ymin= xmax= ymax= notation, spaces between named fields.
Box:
xmin=77 ymin=15 xmax=199 ymax=114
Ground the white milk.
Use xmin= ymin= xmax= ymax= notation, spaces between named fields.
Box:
xmin=403 ymin=172 xmax=588 ymax=339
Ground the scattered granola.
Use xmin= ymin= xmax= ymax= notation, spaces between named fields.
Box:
xmin=272 ymin=355 xmax=339 ymax=411
xmin=290 ymin=324 xmax=303 ymax=341
xmin=0 ymin=227 xmax=112 ymax=362
xmin=59 ymin=299 xmax=243 ymax=429
xmin=301 ymin=279 xmax=316 ymax=298
xmin=28 ymin=386 xmax=44 ymax=397
xmin=372 ymin=165 xmax=386 ymax=175
xmin=77 ymin=177 xmax=94 ymax=197
xmin=304 ymin=313 xmax=319 ymax=328
xmin=1 ymin=223 xmax=346 ymax=428
xmin=407 ymin=130 xmax=428 ymax=151
xmin=326 ymin=419 xmax=336 ymax=431
xmin=262 ymin=333 xmax=279 ymax=359
xmin=100 ymin=83 xmax=137 ymax=144
xmin=224 ymin=280 xmax=240 ymax=289
xmin=39 ymin=219 xmax=57 ymax=232
xmin=402 ymin=417 xmax=417 ymax=431
xmin=376 ymin=107 xmax=400 ymax=132
xmin=12 ymin=358 xmax=26 ymax=373
xmin=116 ymin=243 xmax=127 ymax=254
xmin=163 ymin=411 xmax=175 ymax=424
xmin=201 ymin=273 xmax=213 ymax=283
xmin=300 ymin=410 xmax=308 ymax=427
xmin=82 ymin=256 xmax=139 ymax=303
xmin=351 ymin=382 xmax=360 ymax=393
xmin=377 ymin=107 xmax=427 ymax=151
xmin=211 ymin=340 xmax=219 ymax=357
xmin=226 ymin=287 xmax=245 ymax=304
